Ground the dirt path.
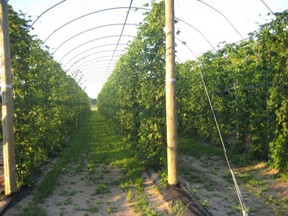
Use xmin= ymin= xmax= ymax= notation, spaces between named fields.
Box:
xmin=5 ymin=160 xmax=169 ymax=216
xmin=4 ymin=110 xmax=170 ymax=215
xmin=3 ymin=110 xmax=287 ymax=215
xmin=39 ymin=163 xmax=137 ymax=216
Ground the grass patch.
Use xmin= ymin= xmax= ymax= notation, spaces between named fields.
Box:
xmin=277 ymin=172 xmax=288 ymax=182
xmin=237 ymin=173 xmax=253 ymax=184
xmin=87 ymin=204 xmax=99 ymax=213
xmin=178 ymin=137 xmax=223 ymax=158
xmin=127 ymin=189 xmax=134 ymax=203
xmin=94 ymin=182 xmax=110 ymax=195
xmin=170 ymin=200 xmax=187 ymax=216
xmin=106 ymin=206 xmax=117 ymax=214
xmin=15 ymin=110 xmax=166 ymax=215
xmin=18 ymin=205 xmax=47 ymax=216
xmin=87 ymin=112 xmax=164 ymax=215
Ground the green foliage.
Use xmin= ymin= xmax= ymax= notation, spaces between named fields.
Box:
xmin=20 ymin=205 xmax=47 ymax=216
xmin=178 ymin=137 xmax=223 ymax=159
xmin=0 ymin=6 xmax=90 ymax=186
xmin=98 ymin=4 xmax=287 ymax=172
xmin=260 ymin=11 xmax=288 ymax=172
xmin=98 ymin=1 xmax=166 ymax=168
xmin=176 ymin=11 xmax=288 ymax=172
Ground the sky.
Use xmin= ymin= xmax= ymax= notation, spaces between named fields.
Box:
xmin=9 ymin=0 xmax=288 ymax=98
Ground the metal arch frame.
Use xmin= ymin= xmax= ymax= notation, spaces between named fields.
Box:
xmin=43 ymin=6 xmax=150 ymax=44
xmin=66 ymin=55 xmax=120 ymax=73
xmin=31 ymin=1 xmax=249 ymax=97
xmin=69 ymin=57 xmax=119 ymax=73
xmin=53 ymin=23 xmax=138 ymax=54
xmin=75 ymin=61 xmax=118 ymax=74
xmin=59 ymin=35 xmax=134 ymax=63
xmin=63 ymin=43 xmax=127 ymax=68
xmin=80 ymin=66 xmax=111 ymax=75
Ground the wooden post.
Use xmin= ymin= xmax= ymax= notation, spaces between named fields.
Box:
xmin=0 ymin=0 xmax=17 ymax=195
xmin=165 ymin=0 xmax=178 ymax=186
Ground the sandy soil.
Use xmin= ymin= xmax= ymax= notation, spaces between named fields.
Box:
xmin=178 ymin=154 xmax=288 ymax=216
xmin=4 ymin=161 xmax=170 ymax=216
xmin=2 ymin=145 xmax=287 ymax=215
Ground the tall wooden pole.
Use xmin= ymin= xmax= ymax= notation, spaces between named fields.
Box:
xmin=165 ymin=0 xmax=178 ymax=186
xmin=0 ymin=0 xmax=17 ymax=195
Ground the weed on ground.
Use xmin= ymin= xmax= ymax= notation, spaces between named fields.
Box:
xmin=5 ymin=110 xmax=169 ymax=216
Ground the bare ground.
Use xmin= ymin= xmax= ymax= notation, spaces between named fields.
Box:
xmin=2 ymin=110 xmax=172 ymax=216
xmin=178 ymin=154 xmax=288 ymax=216
xmin=2 ymin=152 xmax=287 ymax=216
xmin=2 ymin=151 xmax=287 ymax=216
xmin=4 ymin=160 xmax=170 ymax=216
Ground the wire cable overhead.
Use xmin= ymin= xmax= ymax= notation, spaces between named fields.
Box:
xmin=30 ymin=0 xmax=67 ymax=28
xmin=260 ymin=0 xmax=276 ymax=17
xmin=42 ymin=6 xmax=148 ymax=44
xmin=102 ymin=0 xmax=134 ymax=82
xmin=196 ymin=0 xmax=244 ymax=40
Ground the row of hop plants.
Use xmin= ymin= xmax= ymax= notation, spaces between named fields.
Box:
xmin=0 ymin=5 xmax=91 ymax=186
xmin=98 ymin=1 xmax=166 ymax=168
xmin=176 ymin=10 xmax=288 ymax=172
xmin=98 ymin=0 xmax=288 ymax=173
